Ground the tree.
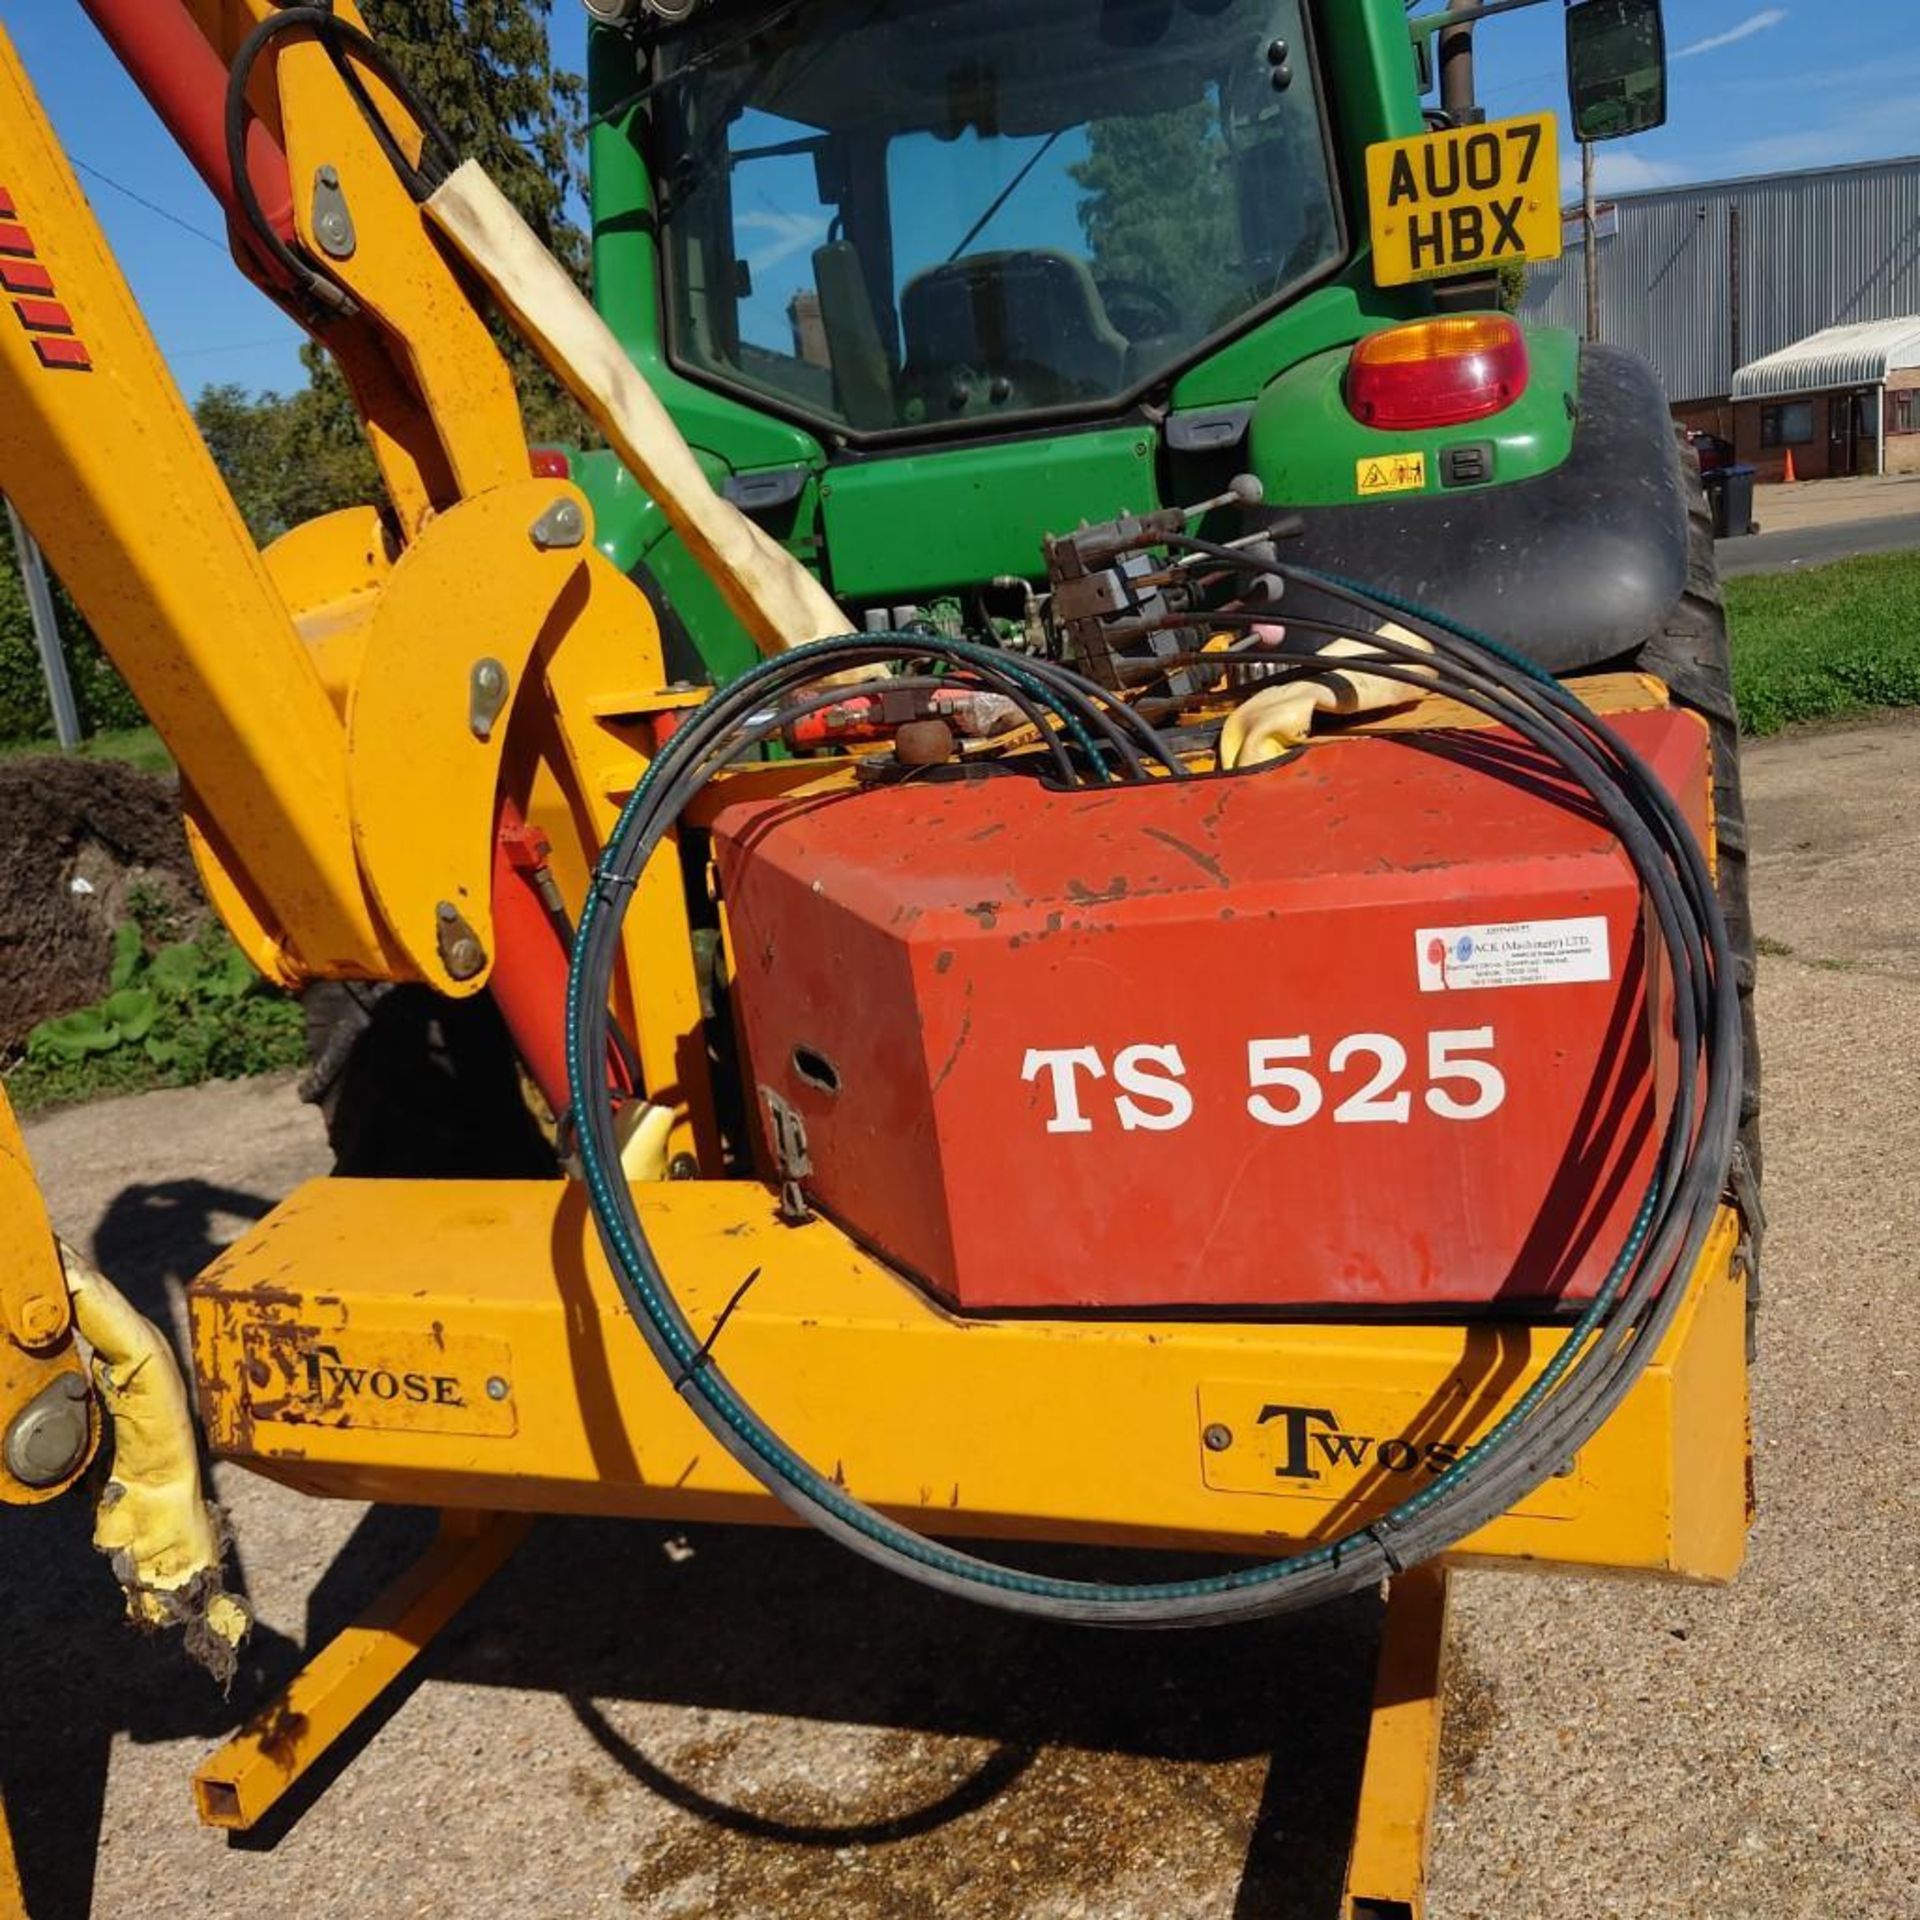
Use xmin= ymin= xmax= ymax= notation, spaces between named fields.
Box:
xmin=194 ymin=362 xmax=381 ymax=545
xmin=368 ymin=0 xmax=584 ymax=262
xmin=340 ymin=0 xmax=590 ymax=444
xmin=1071 ymin=104 xmax=1238 ymax=328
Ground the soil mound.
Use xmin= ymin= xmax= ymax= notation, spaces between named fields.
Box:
xmin=0 ymin=758 xmax=203 ymax=1048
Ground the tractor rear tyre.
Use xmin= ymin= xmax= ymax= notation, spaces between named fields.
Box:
xmin=300 ymin=981 xmax=556 ymax=1178
xmin=1594 ymin=440 xmax=1764 ymax=1321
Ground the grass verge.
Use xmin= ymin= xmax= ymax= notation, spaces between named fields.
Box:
xmin=1728 ymin=548 xmax=1920 ymax=735
xmin=0 ymin=725 xmax=173 ymax=778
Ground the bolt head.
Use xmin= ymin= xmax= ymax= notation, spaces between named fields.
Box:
xmin=16 ymin=1297 xmax=65 ymax=1347
xmin=530 ymin=499 xmax=587 ymax=550
xmin=445 ymin=935 xmax=486 ymax=980
xmin=5 ymin=1372 xmax=90 ymax=1488
xmin=1203 ymin=1423 xmax=1234 ymax=1453
xmin=485 ymin=1376 xmax=510 ymax=1402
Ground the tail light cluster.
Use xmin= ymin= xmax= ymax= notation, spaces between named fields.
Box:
xmin=1345 ymin=315 xmax=1529 ymax=431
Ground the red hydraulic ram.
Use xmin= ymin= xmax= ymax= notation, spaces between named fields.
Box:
xmin=79 ymin=0 xmax=299 ymax=286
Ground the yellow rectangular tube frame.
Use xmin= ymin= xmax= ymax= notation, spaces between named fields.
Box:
xmin=189 ymin=1179 xmax=1749 ymax=1581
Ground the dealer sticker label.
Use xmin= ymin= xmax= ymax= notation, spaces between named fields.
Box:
xmin=1416 ymin=916 xmax=1610 ymax=992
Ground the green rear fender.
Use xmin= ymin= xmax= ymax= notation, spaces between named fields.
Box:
xmin=1247 ymin=323 xmax=1581 ymax=508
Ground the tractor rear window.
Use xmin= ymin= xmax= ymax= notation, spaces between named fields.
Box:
xmin=644 ymin=0 xmax=1341 ymax=438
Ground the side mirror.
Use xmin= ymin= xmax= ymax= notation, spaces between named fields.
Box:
xmin=1565 ymin=0 xmax=1667 ymax=141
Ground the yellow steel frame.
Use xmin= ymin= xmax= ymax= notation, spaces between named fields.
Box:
xmin=1343 ymin=1564 xmax=1451 ymax=1920
xmin=0 ymin=32 xmax=385 ymax=981
xmin=0 ymin=18 xmax=709 ymax=1131
xmin=0 ymin=1085 xmax=94 ymax=1510
xmin=181 ymin=1176 xmax=1746 ymax=1878
xmin=0 ymin=1787 xmax=21 ymax=1920
xmin=188 ymin=1179 xmax=1748 ymax=1577
xmin=192 ymin=1511 xmax=531 ymax=1829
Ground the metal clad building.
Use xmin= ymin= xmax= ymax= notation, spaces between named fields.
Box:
xmin=1521 ymin=154 xmax=1920 ymax=407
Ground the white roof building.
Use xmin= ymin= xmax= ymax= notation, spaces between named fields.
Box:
xmin=1731 ymin=316 xmax=1920 ymax=402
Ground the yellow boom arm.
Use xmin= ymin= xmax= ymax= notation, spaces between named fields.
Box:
xmin=0 ymin=3 xmax=842 ymax=1041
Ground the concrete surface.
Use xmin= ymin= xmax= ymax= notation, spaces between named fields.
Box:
xmin=1720 ymin=471 xmax=1920 ymax=578
xmin=1748 ymin=473 xmax=1920 ymax=537
xmin=6 ymin=716 xmax=1920 ymax=1919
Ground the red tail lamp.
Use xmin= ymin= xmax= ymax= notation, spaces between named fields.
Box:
xmin=528 ymin=447 xmax=572 ymax=479
xmin=1345 ymin=315 xmax=1529 ymax=431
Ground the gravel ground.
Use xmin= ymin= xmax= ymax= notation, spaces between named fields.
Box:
xmin=6 ymin=717 xmax=1919 ymax=1920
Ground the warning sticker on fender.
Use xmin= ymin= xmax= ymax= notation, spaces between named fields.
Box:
xmin=1416 ymin=917 xmax=1610 ymax=991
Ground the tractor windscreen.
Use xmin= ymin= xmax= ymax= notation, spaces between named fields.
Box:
xmin=645 ymin=0 xmax=1341 ymax=436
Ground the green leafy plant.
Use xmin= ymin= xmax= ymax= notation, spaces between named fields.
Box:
xmin=4 ymin=921 xmax=306 ymax=1112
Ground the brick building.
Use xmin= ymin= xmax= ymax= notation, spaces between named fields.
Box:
xmin=1728 ymin=318 xmax=1920 ymax=482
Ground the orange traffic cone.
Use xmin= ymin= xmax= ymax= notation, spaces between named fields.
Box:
xmin=1783 ymin=447 xmax=1799 ymax=484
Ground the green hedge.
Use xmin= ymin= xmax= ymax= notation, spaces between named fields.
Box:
xmin=0 ymin=538 xmax=144 ymax=743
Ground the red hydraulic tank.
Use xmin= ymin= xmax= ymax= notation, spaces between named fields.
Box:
xmin=711 ymin=707 xmax=1711 ymax=1316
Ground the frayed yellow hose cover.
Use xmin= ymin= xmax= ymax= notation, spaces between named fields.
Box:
xmin=1220 ymin=623 xmax=1435 ymax=768
xmin=618 ymin=1100 xmax=676 ymax=1183
xmin=61 ymin=1244 xmax=250 ymax=1668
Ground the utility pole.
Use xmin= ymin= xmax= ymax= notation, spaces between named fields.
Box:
xmin=4 ymin=497 xmax=81 ymax=750
xmin=1582 ymin=139 xmax=1600 ymax=342
xmin=1441 ymin=0 xmax=1477 ymax=122
xmin=1728 ymin=202 xmax=1742 ymax=377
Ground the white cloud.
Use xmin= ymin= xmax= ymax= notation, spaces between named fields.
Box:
xmin=1673 ymin=8 xmax=1788 ymax=60
xmin=1723 ymin=94 xmax=1920 ymax=174
xmin=734 ymin=209 xmax=829 ymax=275
xmin=1557 ymin=149 xmax=1688 ymax=199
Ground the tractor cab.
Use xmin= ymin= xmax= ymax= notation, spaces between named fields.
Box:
xmin=642 ymin=0 xmax=1341 ymax=441
xmin=580 ymin=0 xmax=1682 ymax=695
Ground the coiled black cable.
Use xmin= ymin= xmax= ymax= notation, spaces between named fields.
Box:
xmin=566 ymin=599 xmax=1739 ymax=1625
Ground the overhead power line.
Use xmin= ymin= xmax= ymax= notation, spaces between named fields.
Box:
xmin=70 ymin=156 xmax=227 ymax=251
xmin=170 ymin=336 xmax=298 ymax=360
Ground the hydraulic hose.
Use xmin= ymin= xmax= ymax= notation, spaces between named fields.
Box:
xmin=564 ymin=610 xmax=1740 ymax=1626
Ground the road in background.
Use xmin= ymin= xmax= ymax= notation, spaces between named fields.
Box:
xmin=1720 ymin=515 xmax=1920 ymax=577
xmin=7 ymin=716 xmax=1920 ymax=1918
xmin=1720 ymin=472 xmax=1920 ymax=578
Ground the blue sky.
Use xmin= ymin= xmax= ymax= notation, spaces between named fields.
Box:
xmin=1 ymin=0 xmax=1910 ymax=398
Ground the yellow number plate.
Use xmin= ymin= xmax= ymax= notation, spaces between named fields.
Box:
xmin=241 ymin=1325 xmax=518 ymax=1437
xmin=1366 ymin=112 xmax=1561 ymax=287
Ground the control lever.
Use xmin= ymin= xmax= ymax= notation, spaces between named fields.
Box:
xmin=1182 ymin=472 xmax=1266 ymax=520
